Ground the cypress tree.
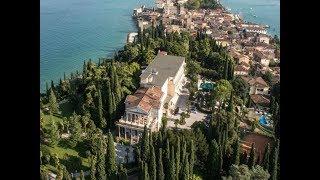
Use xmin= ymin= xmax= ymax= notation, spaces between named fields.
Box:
xmin=97 ymin=88 xmax=107 ymax=129
xmin=164 ymin=139 xmax=170 ymax=180
xmin=262 ymin=143 xmax=270 ymax=170
xmin=223 ymin=59 xmax=228 ymax=79
xmin=64 ymin=72 xmax=66 ymax=81
xmin=83 ymin=61 xmax=87 ymax=76
xmin=157 ymin=148 xmax=165 ymax=180
xmin=175 ymin=137 xmax=181 ymax=180
xmin=143 ymin=162 xmax=150 ymax=180
xmin=141 ymin=125 xmax=150 ymax=162
xmin=149 ymin=144 xmax=157 ymax=180
xmin=208 ymin=139 xmax=221 ymax=179
xmin=248 ymin=143 xmax=256 ymax=168
xmin=231 ymin=138 xmax=240 ymax=165
xmin=96 ymin=136 xmax=106 ymax=180
xmin=181 ymin=139 xmax=187 ymax=172
xmin=48 ymin=89 xmax=59 ymax=114
xmin=269 ymin=139 xmax=279 ymax=180
xmin=118 ymin=164 xmax=128 ymax=180
xmin=106 ymin=79 xmax=114 ymax=124
xmin=169 ymin=146 xmax=176 ymax=180
xmin=90 ymin=155 xmax=97 ymax=180
xmin=189 ymin=140 xmax=195 ymax=177
xmin=113 ymin=65 xmax=122 ymax=103
xmin=157 ymin=131 xmax=163 ymax=149
xmin=227 ymin=91 xmax=234 ymax=112
xmin=106 ymin=132 xmax=117 ymax=180
xmin=181 ymin=153 xmax=190 ymax=180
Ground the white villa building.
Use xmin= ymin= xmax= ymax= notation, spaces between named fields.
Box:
xmin=116 ymin=53 xmax=186 ymax=143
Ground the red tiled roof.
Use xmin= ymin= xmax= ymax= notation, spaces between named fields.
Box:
xmin=250 ymin=94 xmax=270 ymax=106
xmin=125 ymin=86 xmax=163 ymax=113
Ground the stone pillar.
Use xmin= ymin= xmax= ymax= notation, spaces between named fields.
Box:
xmin=124 ymin=128 xmax=127 ymax=140
xmin=118 ymin=126 xmax=120 ymax=138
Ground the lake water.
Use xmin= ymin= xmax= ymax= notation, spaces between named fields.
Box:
xmin=220 ymin=0 xmax=280 ymax=36
xmin=40 ymin=0 xmax=279 ymax=92
xmin=40 ymin=0 xmax=154 ymax=91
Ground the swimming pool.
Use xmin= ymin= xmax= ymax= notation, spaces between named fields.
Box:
xmin=200 ymin=83 xmax=216 ymax=91
xmin=259 ymin=115 xmax=268 ymax=126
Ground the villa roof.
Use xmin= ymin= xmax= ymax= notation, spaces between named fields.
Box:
xmin=234 ymin=65 xmax=249 ymax=72
xmin=126 ymin=86 xmax=163 ymax=112
xmin=140 ymin=54 xmax=185 ymax=87
xmin=241 ymin=76 xmax=269 ymax=88
xmin=250 ymin=94 xmax=270 ymax=106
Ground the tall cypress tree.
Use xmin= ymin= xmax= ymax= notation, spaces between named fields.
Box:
xmin=169 ymin=146 xmax=176 ymax=180
xmin=113 ymin=65 xmax=123 ymax=104
xmin=96 ymin=136 xmax=106 ymax=180
xmin=143 ymin=162 xmax=150 ymax=180
xmin=149 ymin=144 xmax=157 ymax=180
xmin=141 ymin=126 xmax=150 ymax=162
xmin=231 ymin=138 xmax=240 ymax=165
xmin=157 ymin=131 xmax=163 ymax=149
xmin=164 ymin=139 xmax=170 ymax=180
xmin=157 ymin=148 xmax=165 ymax=180
xmin=90 ymin=155 xmax=97 ymax=180
xmin=248 ymin=143 xmax=256 ymax=168
xmin=181 ymin=153 xmax=190 ymax=180
xmin=45 ymin=82 xmax=49 ymax=97
xmin=262 ymin=143 xmax=270 ymax=170
xmin=189 ymin=139 xmax=195 ymax=177
xmin=106 ymin=79 xmax=114 ymax=124
xmin=175 ymin=137 xmax=181 ymax=180
xmin=227 ymin=91 xmax=234 ymax=112
xmin=223 ymin=59 xmax=228 ymax=79
xmin=97 ymin=88 xmax=107 ymax=129
xmin=48 ymin=89 xmax=59 ymax=114
xmin=181 ymin=139 xmax=187 ymax=174
xmin=106 ymin=132 xmax=117 ymax=180
xmin=208 ymin=139 xmax=221 ymax=179
xmin=118 ymin=164 xmax=128 ymax=180
xmin=269 ymin=139 xmax=279 ymax=180
xmin=240 ymin=151 xmax=248 ymax=165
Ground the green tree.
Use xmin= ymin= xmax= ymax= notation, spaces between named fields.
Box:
xmin=181 ymin=153 xmax=190 ymax=180
xmin=208 ymin=139 xmax=221 ymax=179
xmin=169 ymin=146 xmax=176 ymax=180
xmin=262 ymin=143 xmax=270 ymax=171
xmin=106 ymin=79 xmax=114 ymax=125
xmin=262 ymin=71 xmax=273 ymax=85
xmin=231 ymin=138 xmax=240 ymax=165
xmin=106 ymin=132 xmax=117 ymax=179
xmin=231 ymin=76 xmax=249 ymax=101
xmin=149 ymin=144 xmax=157 ymax=180
xmin=90 ymin=155 xmax=97 ymax=180
xmin=118 ymin=164 xmax=128 ymax=180
xmin=269 ymin=139 xmax=279 ymax=180
xmin=251 ymin=165 xmax=270 ymax=180
xmin=48 ymin=89 xmax=59 ymax=114
xmin=175 ymin=137 xmax=181 ymax=180
xmin=97 ymin=88 xmax=107 ymax=129
xmin=164 ymin=139 xmax=170 ymax=180
xmin=143 ymin=162 xmax=150 ymax=180
xmin=248 ymin=143 xmax=256 ymax=168
xmin=96 ymin=135 xmax=106 ymax=180
xmin=229 ymin=164 xmax=251 ymax=180
xmin=189 ymin=139 xmax=195 ymax=177
xmin=68 ymin=113 xmax=82 ymax=148
xmin=47 ymin=121 xmax=59 ymax=147
xmin=213 ymin=79 xmax=233 ymax=109
xmin=141 ymin=125 xmax=150 ymax=162
xmin=157 ymin=148 xmax=165 ymax=180
xmin=227 ymin=91 xmax=234 ymax=112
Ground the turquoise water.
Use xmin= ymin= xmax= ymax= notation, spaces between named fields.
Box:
xmin=220 ymin=0 xmax=280 ymax=36
xmin=259 ymin=115 xmax=268 ymax=125
xmin=40 ymin=0 xmax=154 ymax=91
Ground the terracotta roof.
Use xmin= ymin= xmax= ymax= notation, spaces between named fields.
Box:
xmin=125 ymin=86 xmax=163 ymax=113
xmin=234 ymin=65 xmax=249 ymax=72
xmin=250 ymin=94 xmax=270 ymax=106
xmin=241 ymin=76 xmax=269 ymax=88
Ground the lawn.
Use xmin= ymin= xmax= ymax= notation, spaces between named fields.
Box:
xmin=42 ymin=114 xmax=64 ymax=128
xmin=41 ymin=140 xmax=90 ymax=172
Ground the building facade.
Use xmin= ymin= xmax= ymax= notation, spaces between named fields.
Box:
xmin=116 ymin=53 xmax=186 ymax=143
